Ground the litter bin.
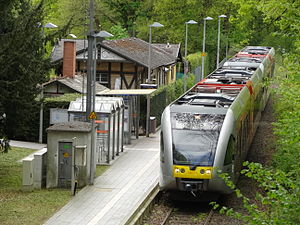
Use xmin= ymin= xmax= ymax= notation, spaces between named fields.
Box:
xmin=150 ymin=116 xmax=156 ymax=133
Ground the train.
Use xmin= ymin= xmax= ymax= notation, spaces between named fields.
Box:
xmin=159 ymin=46 xmax=275 ymax=199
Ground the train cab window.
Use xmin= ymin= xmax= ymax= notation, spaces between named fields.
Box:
xmin=224 ymin=136 xmax=235 ymax=165
xmin=171 ymin=113 xmax=225 ymax=166
xmin=160 ymin=132 xmax=165 ymax=163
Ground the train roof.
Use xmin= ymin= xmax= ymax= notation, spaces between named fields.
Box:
xmin=170 ymin=46 xmax=274 ymax=111
xmin=236 ymin=46 xmax=271 ymax=58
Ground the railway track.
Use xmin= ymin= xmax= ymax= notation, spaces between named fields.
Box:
xmin=160 ymin=206 xmax=214 ymax=225
xmin=137 ymin=190 xmax=216 ymax=225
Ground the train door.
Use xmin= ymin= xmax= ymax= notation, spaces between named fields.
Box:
xmin=58 ymin=141 xmax=72 ymax=188
xmin=242 ymin=114 xmax=249 ymax=160
xmin=234 ymin=117 xmax=246 ymax=181
xmin=223 ymin=135 xmax=236 ymax=182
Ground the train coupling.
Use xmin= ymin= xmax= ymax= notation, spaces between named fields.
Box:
xmin=176 ymin=178 xmax=209 ymax=192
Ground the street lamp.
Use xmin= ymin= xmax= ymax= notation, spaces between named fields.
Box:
xmin=68 ymin=33 xmax=77 ymax=39
xmin=184 ymin=20 xmax=198 ymax=58
xmin=216 ymin=15 xmax=227 ymax=69
xmin=184 ymin=20 xmax=197 ymax=91
xmin=44 ymin=22 xmax=58 ymax=29
xmin=147 ymin=22 xmax=164 ymax=83
xmin=86 ymin=29 xmax=114 ymax=185
xmin=201 ymin=16 xmax=213 ymax=81
xmin=39 ymin=22 xmax=58 ymax=144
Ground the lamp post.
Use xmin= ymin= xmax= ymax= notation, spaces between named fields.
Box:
xmin=184 ymin=20 xmax=197 ymax=91
xmin=87 ymin=29 xmax=113 ymax=185
xmin=147 ymin=22 xmax=164 ymax=83
xmin=39 ymin=22 xmax=57 ymax=144
xmin=216 ymin=15 xmax=227 ymax=69
xmin=184 ymin=20 xmax=198 ymax=58
xmin=201 ymin=16 xmax=213 ymax=81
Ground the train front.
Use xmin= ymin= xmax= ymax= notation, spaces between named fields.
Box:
xmin=160 ymin=104 xmax=231 ymax=196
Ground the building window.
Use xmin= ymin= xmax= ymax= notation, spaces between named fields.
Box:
xmin=96 ymin=72 xmax=109 ymax=85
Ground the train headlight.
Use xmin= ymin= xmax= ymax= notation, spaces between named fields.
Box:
xmin=200 ymin=169 xmax=205 ymax=174
xmin=206 ymin=169 xmax=211 ymax=174
xmin=180 ymin=168 xmax=185 ymax=173
xmin=175 ymin=168 xmax=180 ymax=173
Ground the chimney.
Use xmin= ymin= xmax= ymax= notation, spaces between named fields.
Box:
xmin=63 ymin=41 xmax=76 ymax=78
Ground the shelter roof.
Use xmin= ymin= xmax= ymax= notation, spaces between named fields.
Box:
xmin=47 ymin=121 xmax=91 ymax=132
xmin=98 ymin=89 xmax=157 ymax=96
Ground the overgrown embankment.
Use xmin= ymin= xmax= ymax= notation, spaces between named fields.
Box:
xmin=272 ymin=54 xmax=300 ymax=175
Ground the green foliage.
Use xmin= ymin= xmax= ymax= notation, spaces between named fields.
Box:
xmin=186 ymin=52 xmax=202 ymax=72
xmin=0 ymin=0 xmax=70 ymax=141
xmin=44 ymin=93 xmax=81 ymax=104
xmin=108 ymin=25 xmax=129 ymax=39
xmin=45 ymin=0 xmax=88 ymax=39
xmin=0 ymin=1 xmax=49 ymax=140
xmin=101 ymin=0 xmax=144 ymax=36
xmin=271 ymin=54 xmax=300 ymax=175
xmin=212 ymin=162 xmax=300 ymax=225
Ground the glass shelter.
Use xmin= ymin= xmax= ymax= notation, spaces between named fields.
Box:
xmin=68 ymin=96 xmax=124 ymax=164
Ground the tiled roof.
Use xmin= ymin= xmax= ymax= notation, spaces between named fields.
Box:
xmin=51 ymin=39 xmax=87 ymax=63
xmin=51 ymin=38 xmax=181 ymax=69
xmin=100 ymin=38 xmax=180 ymax=69
xmin=43 ymin=74 xmax=108 ymax=94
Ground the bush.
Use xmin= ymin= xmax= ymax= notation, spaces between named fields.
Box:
xmin=212 ymin=162 xmax=300 ymax=225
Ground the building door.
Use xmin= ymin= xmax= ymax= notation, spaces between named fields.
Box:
xmin=58 ymin=141 xmax=72 ymax=188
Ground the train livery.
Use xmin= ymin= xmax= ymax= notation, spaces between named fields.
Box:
xmin=159 ymin=46 xmax=275 ymax=197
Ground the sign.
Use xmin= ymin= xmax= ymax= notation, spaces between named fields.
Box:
xmin=89 ymin=111 xmax=97 ymax=120
xmin=50 ymin=108 xmax=68 ymax=124
xmin=201 ymin=52 xmax=207 ymax=57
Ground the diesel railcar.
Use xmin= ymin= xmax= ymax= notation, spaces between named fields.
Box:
xmin=159 ymin=46 xmax=275 ymax=198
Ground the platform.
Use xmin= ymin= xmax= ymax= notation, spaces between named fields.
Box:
xmin=44 ymin=132 xmax=160 ymax=225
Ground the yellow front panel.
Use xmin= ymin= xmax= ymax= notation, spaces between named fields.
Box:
xmin=173 ymin=165 xmax=213 ymax=179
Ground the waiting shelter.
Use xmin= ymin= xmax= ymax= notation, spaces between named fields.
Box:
xmin=98 ymin=89 xmax=157 ymax=140
xmin=68 ymin=96 xmax=124 ymax=164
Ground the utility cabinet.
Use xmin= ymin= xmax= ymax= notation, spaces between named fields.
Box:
xmin=46 ymin=122 xmax=94 ymax=188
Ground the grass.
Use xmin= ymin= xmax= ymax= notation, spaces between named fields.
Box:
xmin=96 ymin=165 xmax=110 ymax=177
xmin=0 ymin=147 xmax=71 ymax=225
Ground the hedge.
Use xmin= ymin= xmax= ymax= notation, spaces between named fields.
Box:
xmin=139 ymin=74 xmax=195 ymax=129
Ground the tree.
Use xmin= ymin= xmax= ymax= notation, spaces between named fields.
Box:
xmin=100 ymin=0 xmax=146 ymax=36
xmin=108 ymin=25 xmax=129 ymax=39
xmin=0 ymin=0 xmax=64 ymax=141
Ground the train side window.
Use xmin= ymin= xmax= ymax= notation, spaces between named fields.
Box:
xmin=224 ymin=136 xmax=235 ymax=166
xmin=160 ymin=132 xmax=165 ymax=163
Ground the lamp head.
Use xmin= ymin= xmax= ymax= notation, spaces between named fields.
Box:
xmin=150 ymin=22 xmax=164 ymax=28
xmin=95 ymin=30 xmax=114 ymax=38
xmin=186 ymin=20 xmax=198 ymax=24
xmin=44 ymin=22 xmax=58 ymax=28
xmin=219 ymin=14 xmax=227 ymax=18
xmin=204 ymin=17 xmax=214 ymax=21
xmin=69 ymin=34 xmax=77 ymax=38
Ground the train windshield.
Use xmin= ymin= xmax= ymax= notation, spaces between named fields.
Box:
xmin=171 ymin=113 xmax=225 ymax=166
